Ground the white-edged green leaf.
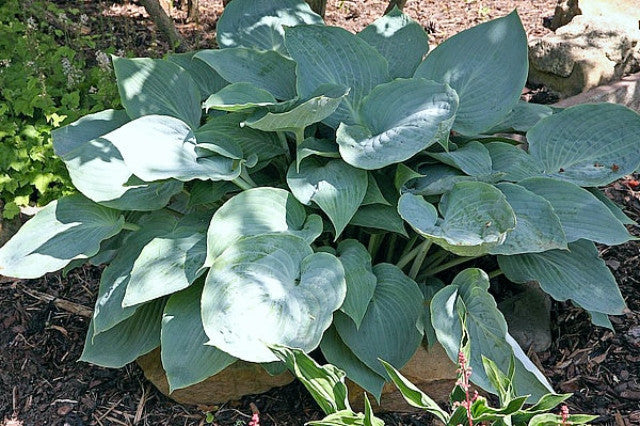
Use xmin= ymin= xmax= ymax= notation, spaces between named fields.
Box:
xmin=398 ymin=182 xmax=516 ymax=256
xmin=105 ymin=115 xmax=240 ymax=182
xmin=53 ymin=109 xmax=183 ymax=210
xmin=320 ymin=326 xmax=386 ymax=401
xmin=336 ymin=78 xmax=458 ymax=170
xmin=415 ymin=11 xmax=528 ymax=135
xmin=334 ymin=263 xmax=423 ymax=379
xmin=161 ymin=282 xmax=236 ymax=392
xmin=0 ymin=194 xmax=124 ymax=279
xmin=123 ymin=213 xmax=210 ymax=307
xmin=113 ymin=57 xmax=201 ymax=129
xmin=271 ymin=345 xmax=350 ymax=415
xmin=519 ymin=177 xmax=633 ymax=245
xmin=92 ymin=211 xmax=178 ymax=335
xmin=380 ymin=359 xmax=449 ymax=423
xmin=296 ymin=137 xmax=341 ymax=170
xmin=216 ymin=0 xmax=323 ymax=54
xmin=485 ymin=142 xmax=543 ymax=182
xmin=197 ymin=112 xmax=284 ymax=162
xmin=167 ymin=51 xmax=228 ymax=100
xmin=336 ymin=240 xmax=377 ymax=328
xmin=527 ymin=103 xmax=640 ymax=186
xmin=81 ymin=299 xmax=164 ymax=368
xmin=285 ymin=25 xmax=390 ymax=127
xmin=203 ymin=82 xmax=277 ymax=112
xmin=244 ymin=85 xmax=348 ymax=132
xmin=358 ymin=7 xmax=430 ymax=79
xmin=427 ymin=141 xmax=493 ymax=176
xmin=287 ymin=158 xmax=368 ymax=237
xmin=487 ymin=100 xmax=553 ymax=133
xmin=350 ymin=204 xmax=408 ymax=237
xmin=195 ymin=47 xmax=297 ymax=100
xmin=205 ymin=187 xmax=322 ymax=264
xmin=431 ymin=269 xmax=553 ymax=401
xmin=489 ymin=183 xmax=567 ymax=255
xmin=498 ymin=239 xmax=626 ymax=315
xmin=202 ymin=234 xmax=346 ymax=362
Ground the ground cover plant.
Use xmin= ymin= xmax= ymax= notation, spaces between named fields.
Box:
xmin=0 ymin=0 xmax=119 ymax=218
xmin=1 ymin=0 xmax=639 ymax=415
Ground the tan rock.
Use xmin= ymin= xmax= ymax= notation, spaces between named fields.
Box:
xmin=554 ymin=71 xmax=640 ymax=111
xmin=137 ymin=348 xmax=295 ymax=406
xmin=546 ymin=0 xmax=640 ymax=32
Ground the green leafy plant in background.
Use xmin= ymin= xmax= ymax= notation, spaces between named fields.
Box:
xmin=0 ymin=0 xmax=119 ymax=218
xmin=273 ymin=346 xmax=596 ymax=425
xmin=1 ymin=0 xmax=638 ymax=414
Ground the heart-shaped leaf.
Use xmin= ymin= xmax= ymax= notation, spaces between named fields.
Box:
xmin=206 ymin=187 xmax=323 ymax=264
xmin=113 ymin=57 xmax=201 ymax=129
xmin=195 ymin=47 xmax=297 ymax=100
xmin=519 ymin=177 xmax=633 ymax=245
xmin=350 ymin=204 xmax=408 ymax=237
xmin=285 ymin=25 xmax=390 ymax=127
xmin=527 ymin=103 xmax=640 ymax=186
xmin=161 ymin=282 xmax=236 ymax=391
xmin=358 ymin=7 xmax=430 ymax=79
xmin=489 ymin=183 xmax=567 ymax=255
xmin=202 ymin=234 xmax=346 ymax=362
xmin=415 ymin=11 xmax=528 ymax=135
xmin=216 ymin=0 xmax=323 ymax=54
xmin=53 ymin=109 xmax=183 ymax=210
xmin=335 ymin=239 xmax=377 ymax=328
xmin=333 ymin=263 xmax=423 ymax=379
xmin=336 ymin=78 xmax=458 ymax=170
xmin=498 ymin=240 xmax=626 ymax=315
xmin=287 ymin=158 xmax=368 ymax=237
xmin=398 ymin=182 xmax=516 ymax=256
xmin=485 ymin=142 xmax=544 ymax=182
xmin=0 ymin=194 xmax=124 ymax=279
xmin=427 ymin=141 xmax=493 ymax=176
xmin=105 ymin=115 xmax=241 ymax=182
xmin=203 ymin=82 xmax=277 ymax=112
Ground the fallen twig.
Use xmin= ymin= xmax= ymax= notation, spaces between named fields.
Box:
xmin=20 ymin=287 xmax=92 ymax=318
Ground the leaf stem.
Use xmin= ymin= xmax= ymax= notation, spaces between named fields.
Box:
xmin=277 ymin=131 xmax=291 ymax=161
xmin=294 ymin=127 xmax=306 ymax=145
xmin=232 ymin=176 xmax=255 ymax=191
xmin=368 ymin=234 xmax=383 ymax=260
xmin=488 ymin=269 xmax=504 ymax=279
xmin=386 ymin=234 xmax=398 ymax=263
xmin=409 ymin=240 xmax=432 ymax=280
xmin=240 ymin=168 xmax=258 ymax=187
xmin=122 ymin=222 xmax=141 ymax=232
xmin=421 ymin=255 xmax=482 ymax=277
xmin=399 ymin=234 xmax=418 ymax=258
xmin=396 ymin=240 xmax=423 ymax=269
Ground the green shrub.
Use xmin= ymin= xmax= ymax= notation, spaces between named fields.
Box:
xmin=1 ymin=0 xmax=638 ymax=408
xmin=0 ymin=0 xmax=119 ymax=218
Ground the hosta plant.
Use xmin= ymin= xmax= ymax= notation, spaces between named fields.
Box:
xmin=1 ymin=0 xmax=639 ymax=405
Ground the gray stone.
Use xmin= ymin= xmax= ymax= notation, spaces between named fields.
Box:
xmin=498 ymin=282 xmax=552 ymax=353
xmin=546 ymin=0 xmax=640 ymax=32
xmin=528 ymin=15 xmax=640 ymax=97
xmin=554 ymin=71 xmax=640 ymax=111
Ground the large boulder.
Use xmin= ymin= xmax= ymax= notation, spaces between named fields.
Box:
xmin=546 ymin=0 xmax=640 ymax=32
xmin=529 ymin=15 xmax=640 ymax=97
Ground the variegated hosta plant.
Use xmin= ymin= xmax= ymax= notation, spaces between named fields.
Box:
xmin=2 ymin=0 xmax=639 ymax=404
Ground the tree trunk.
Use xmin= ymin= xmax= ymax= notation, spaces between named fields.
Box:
xmin=187 ymin=0 xmax=199 ymax=22
xmin=140 ymin=0 xmax=189 ymax=52
xmin=385 ymin=0 xmax=407 ymax=14
xmin=305 ymin=0 xmax=327 ymax=17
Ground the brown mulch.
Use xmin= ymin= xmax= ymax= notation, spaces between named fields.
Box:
xmin=4 ymin=1 xmax=640 ymax=425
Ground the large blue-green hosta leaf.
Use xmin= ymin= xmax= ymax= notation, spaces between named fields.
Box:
xmin=53 ymin=109 xmax=183 ymax=210
xmin=336 ymin=79 xmax=458 ymax=170
xmin=216 ymin=0 xmax=323 ymax=54
xmin=358 ymin=7 xmax=430 ymax=79
xmin=350 ymin=204 xmax=408 ymax=237
xmin=203 ymin=82 xmax=278 ymax=112
xmin=498 ymin=240 xmax=626 ymax=315
xmin=427 ymin=141 xmax=493 ymax=176
xmin=81 ymin=299 xmax=164 ymax=368
xmin=104 ymin=115 xmax=240 ymax=182
xmin=0 ymin=194 xmax=124 ymax=279
xmin=487 ymin=100 xmax=554 ymax=134
xmin=333 ymin=264 xmax=423 ymax=380
xmin=113 ymin=57 xmax=201 ymax=129
xmin=122 ymin=212 xmax=210 ymax=307
xmin=92 ymin=211 xmax=178 ymax=335
xmin=161 ymin=282 xmax=236 ymax=391
xmin=335 ymin=240 xmax=377 ymax=328
xmin=287 ymin=158 xmax=368 ymax=237
xmin=485 ymin=142 xmax=543 ymax=182
xmin=195 ymin=48 xmax=297 ymax=100
xmin=519 ymin=177 xmax=633 ymax=245
xmin=527 ymin=104 xmax=640 ymax=187
xmin=206 ymin=187 xmax=323 ymax=264
xmin=431 ymin=269 xmax=553 ymax=401
xmin=489 ymin=183 xmax=567 ymax=255
xmin=167 ymin=52 xmax=228 ymax=100
xmin=398 ymin=182 xmax=516 ymax=256
xmin=415 ymin=11 xmax=528 ymax=135
xmin=285 ymin=25 xmax=390 ymax=127
xmin=202 ymin=234 xmax=346 ymax=362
